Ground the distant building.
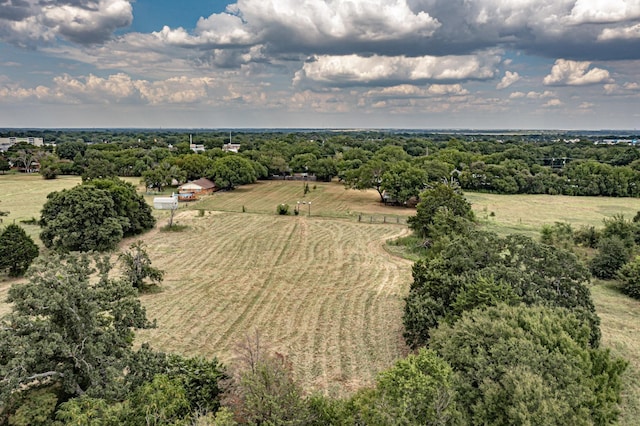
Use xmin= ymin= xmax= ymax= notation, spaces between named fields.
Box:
xmin=188 ymin=134 xmax=205 ymax=153
xmin=0 ymin=137 xmax=44 ymax=152
xmin=178 ymin=178 xmax=217 ymax=201
xmin=223 ymin=143 xmax=241 ymax=153
xmin=190 ymin=143 xmax=206 ymax=153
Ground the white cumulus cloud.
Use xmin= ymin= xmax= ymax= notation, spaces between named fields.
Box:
xmin=496 ymin=71 xmax=520 ymax=89
xmin=294 ymin=52 xmax=500 ymax=87
xmin=543 ymin=59 xmax=612 ymax=86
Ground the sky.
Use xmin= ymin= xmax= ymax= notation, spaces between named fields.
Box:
xmin=1 ymin=0 xmax=640 ymax=130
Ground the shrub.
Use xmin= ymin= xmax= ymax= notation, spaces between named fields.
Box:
xmin=590 ymin=236 xmax=631 ymax=279
xmin=277 ymin=204 xmax=290 ymax=215
xmin=574 ymin=225 xmax=600 ymax=248
xmin=619 ymin=256 xmax=640 ymax=300
xmin=0 ymin=224 xmax=39 ymax=277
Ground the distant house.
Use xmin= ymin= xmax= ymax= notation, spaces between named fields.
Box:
xmin=178 ymin=178 xmax=217 ymax=201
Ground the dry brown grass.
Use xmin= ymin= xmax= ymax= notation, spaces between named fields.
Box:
xmin=135 ymin=211 xmax=412 ymax=395
xmin=189 ymin=180 xmax=414 ymax=219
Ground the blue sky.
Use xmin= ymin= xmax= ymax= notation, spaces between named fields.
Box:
xmin=1 ymin=0 xmax=640 ymax=129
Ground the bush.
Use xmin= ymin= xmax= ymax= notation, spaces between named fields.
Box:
xmin=590 ymin=236 xmax=631 ymax=279
xmin=0 ymin=224 xmax=39 ymax=277
xmin=619 ymin=256 xmax=640 ymax=300
xmin=431 ymin=304 xmax=627 ymax=425
xmin=160 ymin=224 xmax=188 ymax=232
xmin=277 ymin=204 xmax=290 ymax=215
xmin=574 ymin=225 xmax=600 ymax=248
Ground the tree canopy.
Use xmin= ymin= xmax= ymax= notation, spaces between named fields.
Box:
xmin=40 ymin=178 xmax=155 ymax=252
xmin=430 ymin=304 xmax=627 ymax=425
xmin=0 ymin=224 xmax=39 ymax=277
xmin=0 ymin=254 xmax=154 ymax=406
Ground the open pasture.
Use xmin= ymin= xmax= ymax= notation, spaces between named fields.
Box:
xmin=189 ymin=179 xmax=413 ymax=220
xmin=135 ymin=211 xmax=412 ymax=394
xmin=468 ymin=192 xmax=640 ymax=237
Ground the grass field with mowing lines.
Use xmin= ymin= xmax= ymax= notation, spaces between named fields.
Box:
xmin=135 ymin=211 xmax=412 ymax=394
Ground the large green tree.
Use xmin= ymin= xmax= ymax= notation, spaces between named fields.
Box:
xmin=380 ymin=161 xmax=428 ymax=205
xmin=40 ymin=185 xmax=123 ymax=252
xmin=0 ymin=224 xmax=39 ymax=277
xmin=40 ymin=179 xmax=155 ymax=252
xmin=407 ymin=183 xmax=475 ymax=239
xmin=430 ymin=304 xmax=626 ymax=425
xmin=0 ymin=254 xmax=154 ymax=409
xmin=351 ymin=348 xmax=460 ymax=425
xmin=209 ymin=155 xmax=258 ymax=190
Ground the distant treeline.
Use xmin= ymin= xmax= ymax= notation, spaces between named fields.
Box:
xmin=3 ymin=130 xmax=640 ymax=197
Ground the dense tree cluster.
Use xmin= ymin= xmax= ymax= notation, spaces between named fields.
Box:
xmin=397 ymin=186 xmax=625 ymax=424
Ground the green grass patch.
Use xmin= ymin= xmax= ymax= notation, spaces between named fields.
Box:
xmin=160 ymin=224 xmax=189 ymax=232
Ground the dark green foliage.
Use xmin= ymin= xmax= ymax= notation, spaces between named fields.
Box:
xmin=540 ymin=222 xmax=574 ymax=250
xmin=174 ymin=153 xmax=215 ymax=181
xmin=209 ymin=155 xmax=258 ymax=190
xmin=430 ymin=305 xmax=627 ymax=425
xmin=82 ymin=158 xmax=118 ymax=181
xmin=0 ymin=254 xmax=154 ymax=409
xmin=0 ymin=155 xmax=10 ymax=173
xmin=574 ymin=225 xmax=601 ymax=248
xmin=0 ymin=224 xmax=39 ymax=277
xmin=380 ymin=161 xmax=428 ymax=205
xmin=119 ymin=241 xmax=164 ymax=290
xmin=4 ymin=386 xmax=61 ymax=426
xmin=350 ymin=348 xmax=460 ymax=425
xmin=601 ymin=214 xmax=639 ymax=247
xmin=88 ymin=178 xmax=155 ymax=237
xmin=343 ymin=159 xmax=389 ymax=202
xmin=590 ymin=236 xmax=632 ymax=279
xmin=56 ymin=141 xmax=87 ymax=160
xmin=40 ymin=179 xmax=155 ymax=252
xmin=619 ymin=256 xmax=640 ymax=300
xmin=141 ymin=161 xmax=186 ymax=191
xmin=40 ymin=185 xmax=123 ymax=252
xmin=277 ymin=203 xmax=290 ymax=215
xmin=407 ymin=183 xmax=475 ymax=239
xmin=403 ymin=231 xmax=599 ymax=348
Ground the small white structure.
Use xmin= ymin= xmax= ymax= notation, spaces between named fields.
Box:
xmin=153 ymin=194 xmax=178 ymax=210
xmin=189 ymin=134 xmax=205 ymax=153
xmin=222 ymin=143 xmax=241 ymax=153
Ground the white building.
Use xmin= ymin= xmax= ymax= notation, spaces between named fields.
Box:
xmin=0 ymin=137 xmax=44 ymax=152
xmin=223 ymin=143 xmax=241 ymax=153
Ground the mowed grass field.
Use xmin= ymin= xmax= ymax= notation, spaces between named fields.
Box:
xmin=135 ymin=211 xmax=412 ymax=394
xmin=2 ymin=174 xmax=640 ymax=417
